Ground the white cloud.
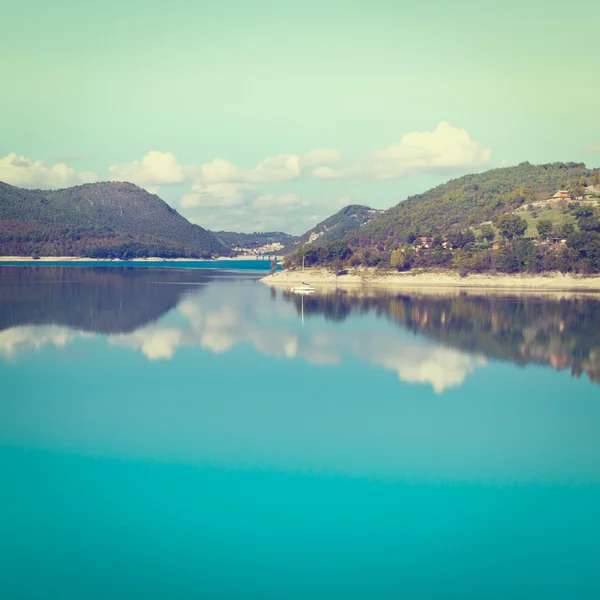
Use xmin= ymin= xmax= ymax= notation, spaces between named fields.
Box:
xmin=583 ymin=143 xmax=600 ymax=154
xmin=193 ymin=149 xmax=341 ymax=185
xmin=107 ymin=151 xmax=185 ymax=188
xmin=180 ymin=183 xmax=255 ymax=208
xmin=371 ymin=121 xmax=492 ymax=178
xmin=312 ymin=165 xmax=362 ymax=179
xmin=0 ymin=289 xmax=485 ymax=395
xmin=0 ymin=153 xmax=97 ymax=189
xmin=196 ymin=158 xmax=246 ymax=184
xmin=178 ymin=183 xmax=340 ymax=234
xmin=253 ymin=154 xmax=302 ymax=182
xmin=195 ymin=154 xmax=300 ymax=184
xmin=301 ymin=148 xmax=343 ymax=167
xmin=253 ymin=193 xmax=307 ymax=210
xmin=103 ymin=292 xmax=485 ymax=393
xmin=311 ymin=122 xmax=491 ymax=180
xmin=101 ymin=148 xmax=342 ymax=196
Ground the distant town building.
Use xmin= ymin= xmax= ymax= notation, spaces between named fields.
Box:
xmin=552 ymin=190 xmax=574 ymax=200
xmin=233 ymin=242 xmax=284 ymax=256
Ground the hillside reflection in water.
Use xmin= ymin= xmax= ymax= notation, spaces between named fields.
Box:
xmin=2 ymin=266 xmax=600 ymax=484
xmin=2 ymin=266 xmax=600 ymax=389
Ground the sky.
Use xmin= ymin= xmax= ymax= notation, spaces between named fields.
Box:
xmin=1 ymin=0 xmax=599 ymax=234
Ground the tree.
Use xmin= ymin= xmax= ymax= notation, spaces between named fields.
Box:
xmin=479 ymin=224 xmax=495 ymax=243
xmin=578 ymin=216 xmax=600 ymax=233
xmin=573 ymin=204 xmax=594 ymax=219
xmin=270 ymin=260 xmax=278 ymax=275
xmin=495 ymin=214 xmax=528 ymax=240
xmin=390 ymin=248 xmax=408 ymax=270
xmin=431 ymin=234 xmax=443 ymax=249
xmin=536 ymin=219 xmax=553 ymax=240
xmin=462 ymin=228 xmax=476 ymax=248
xmin=296 ymin=243 xmax=323 ymax=266
xmin=557 ymin=222 xmax=575 ymax=238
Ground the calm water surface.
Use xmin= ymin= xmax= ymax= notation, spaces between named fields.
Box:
xmin=1 ymin=265 xmax=600 ymax=599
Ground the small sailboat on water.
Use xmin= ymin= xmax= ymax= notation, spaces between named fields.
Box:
xmin=291 ymin=256 xmax=314 ymax=294
xmin=291 ymin=282 xmax=315 ymax=294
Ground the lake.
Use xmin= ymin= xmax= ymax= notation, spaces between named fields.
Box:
xmin=1 ymin=264 xmax=600 ymax=599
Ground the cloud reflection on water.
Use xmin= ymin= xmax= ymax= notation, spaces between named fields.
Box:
xmin=2 ymin=275 xmax=600 ymax=483
xmin=0 ymin=287 xmax=485 ymax=393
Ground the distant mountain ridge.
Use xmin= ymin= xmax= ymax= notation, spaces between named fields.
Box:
xmin=209 ymin=230 xmax=295 ymax=251
xmin=284 ymin=204 xmax=383 ymax=253
xmin=0 ymin=181 xmax=228 ymax=258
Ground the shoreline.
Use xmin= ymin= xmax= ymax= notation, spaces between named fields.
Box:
xmin=260 ymin=268 xmax=600 ymax=292
xmin=0 ymin=255 xmax=278 ymax=263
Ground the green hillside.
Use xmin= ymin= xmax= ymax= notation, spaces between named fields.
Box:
xmin=352 ymin=162 xmax=598 ymax=249
xmin=287 ymin=163 xmax=600 ymax=274
xmin=0 ymin=181 xmax=229 ymax=258
xmin=284 ymin=204 xmax=382 ymax=253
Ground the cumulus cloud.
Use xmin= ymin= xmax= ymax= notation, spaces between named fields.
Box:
xmin=312 ymin=165 xmax=362 ymax=179
xmin=178 ymin=182 xmax=338 ymax=234
xmin=371 ymin=121 xmax=491 ymax=178
xmin=253 ymin=193 xmax=307 ymax=210
xmin=101 ymin=291 xmax=485 ymax=393
xmin=195 ymin=150 xmax=336 ymax=184
xmin=253 ymin=154 xmax=302 ymax=182
xmin=311 ymin=122 xmax=491 ymax=180
xmin=0 ymin=153 xmax=97 ymax=189
xmin=301 ymin=148 xmax=343 ymax=167
xmin=180 ymin=182 xmax=255 ymax=208
xmin=107 ymin=151 xmax=185 ymax=189
xmin=102 ymin=148 xmax=343 ymax=195
xmin=181 ymin=194 xmax=337 ymax=234
xmin=0 ymin=286 xmax=485 ymax=395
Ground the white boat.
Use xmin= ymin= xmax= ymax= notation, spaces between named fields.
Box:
xmin=291 ymin=282 xmax=315 ymax=294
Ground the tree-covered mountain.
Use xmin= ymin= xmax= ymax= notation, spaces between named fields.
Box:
xmin=284 ymin=204 xmax=383 ymax=253
xmin=0 ymin=181 xmax=229 ymax=258
xmin=352 ymin=162 xmax=599 ymax=249
xmin=286 ymin=162 xmax=600 ymax=274
xmin=210 ymin=230 xmax=295 ymax=250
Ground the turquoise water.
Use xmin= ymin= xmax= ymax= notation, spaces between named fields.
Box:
xmin=1 ymin=266 xmax=600 ymax=599
xmin=0 ymin=259 xmax=277 ymax=270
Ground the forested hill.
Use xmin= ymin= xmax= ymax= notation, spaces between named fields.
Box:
xmin=0 ymin=181 xmax=229 ymax=258
xmin=286 ymin=162 xmax=600 ymax=275
xmin=353 ymin=162 xmax=599 ymax=248
xmin=284 ymin=204 xmax=383 ymax=253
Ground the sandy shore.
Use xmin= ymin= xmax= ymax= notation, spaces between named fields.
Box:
xmin=0 ymin=255 xmax=275 ymax=263
xmin=261 ymin=268 xmax=600 ymax=292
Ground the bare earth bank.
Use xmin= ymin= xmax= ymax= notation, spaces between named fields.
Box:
xmin=261 ymin=268 xmax=600 ymax=292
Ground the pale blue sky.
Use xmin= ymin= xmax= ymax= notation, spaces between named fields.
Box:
xmin=1 ymin=0 xmax=599 ymax=233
